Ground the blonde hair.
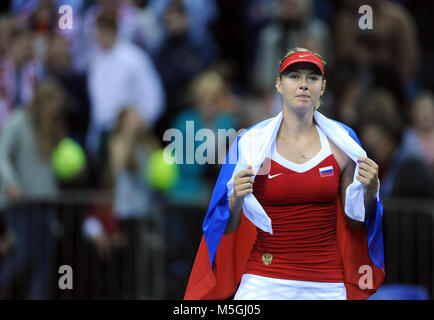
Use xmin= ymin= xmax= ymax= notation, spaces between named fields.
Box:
xmin=190 ymin=71 xmax=227 ymax=102
xmin=27 ymin=78 xmax=66 ymax=160
xmin=279 ymin=47 xmax=326 ymax=111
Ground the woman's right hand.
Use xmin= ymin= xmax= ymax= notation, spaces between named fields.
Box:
xmin=231 ymin=165 xmax=255 ymax=205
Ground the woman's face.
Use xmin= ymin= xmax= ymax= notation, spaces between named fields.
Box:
xmin=276 ymin=63 xmax=325 ymax=112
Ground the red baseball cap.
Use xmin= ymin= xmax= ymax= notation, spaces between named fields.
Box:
xmin=280 ymin=52 xmax=324 ymax=75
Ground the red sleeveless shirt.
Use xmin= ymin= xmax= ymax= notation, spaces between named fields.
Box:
xmin=244 ymin=128 xmax=345 ymax=283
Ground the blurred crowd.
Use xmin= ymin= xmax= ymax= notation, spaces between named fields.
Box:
xmin=0 ymin=0 xmax=433 ymax=299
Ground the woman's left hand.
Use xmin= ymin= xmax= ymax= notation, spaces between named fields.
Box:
xmin=356 ymin=157 xmax=379 ymax=199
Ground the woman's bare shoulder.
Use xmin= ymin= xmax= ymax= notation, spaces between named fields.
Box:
xmin=327 ymin=138 xmax=351 ymax=173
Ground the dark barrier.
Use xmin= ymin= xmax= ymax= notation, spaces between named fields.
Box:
xmin=382 ymin=198 xmax=434 ymax=299
xmin=1 ymin=195 xmax=433 ymax=299
xmin=0 ymin=191 xmax=166 ymax=300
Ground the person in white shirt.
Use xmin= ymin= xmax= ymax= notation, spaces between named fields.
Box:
xmin=86 ymin=9 xmax=165 ymax=154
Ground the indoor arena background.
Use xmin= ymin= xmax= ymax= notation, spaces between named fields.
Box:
xmin=0 ymin=0 xmax=433 ymax=300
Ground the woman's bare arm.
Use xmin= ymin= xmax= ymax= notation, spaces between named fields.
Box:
xmin=329 ymin=139 xmax=378 ymax=229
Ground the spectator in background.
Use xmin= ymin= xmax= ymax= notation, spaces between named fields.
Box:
xmin=108 ymin=107 xmax=159 ymax=222
xmin=86 ymin=9 xmax=165 ymax=169
xmin=0 ymin=78 xmax=67 ymax=299
xmin=170 ymin=70 xmax=238 ymax=204
xmin=403 ymin=0 xmax=434 ymax=93
xmin=9 ymin=0 xmax=87 ymax=73
xmin=332 ymin=68 xmax=364 ymax=130
xmin=334 ymin=0 xmax=420 ymax=97
xmin=250 ymin=0 xmax=334 ymax=122
xmin=10 ymin=0 xmax=85 ymax=16
xmin=0 ymin=25 xmax=41 ymax=132
xmin=0 ymin=15 xmax=17 ymax=58
xmin=25 ymin=0 xmax=86 ymax=75
xmin=242 ymin=0 xmax=276 ymax=72
xmin=155 ymin=0 xmax=218 ymax=137
xmin=80 ymin=0 xmax=160 ymax=70
xmin=130 ymin=0 xmax=164 ymax=57
xmin=359 ymin=89 xmax=434 ymax=199
xmin=27 ymin=0 xmax=58 ymax=61
xmin=0 ymin=17 xmax=16 ymax=255
xmin=83 ymin=106 xmax=159 ymax=298
xmin=43 ymin=33 xmax=91 ymax=150
xmin=109 ymin=106 xmax=159 ymax=298
xmin=253 ymin=0 xmax=334 ymax=95
xmin=402 ymin=91 xmax=434 ymax=174
xmin=147 ymin=0 xmax=218 ymax=51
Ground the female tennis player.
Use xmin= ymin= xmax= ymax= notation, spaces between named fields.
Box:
xmin=184 ymin=48 xmax=385 ymax=300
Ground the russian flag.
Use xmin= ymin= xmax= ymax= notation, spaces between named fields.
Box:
xmin=184 ymin=112 xmax=385 ymax=300
xmin=319 ymin=165 xmax=334 ymax=177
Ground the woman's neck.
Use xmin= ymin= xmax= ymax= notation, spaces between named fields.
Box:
xmin=279 ymin=105 xmax=316 ymax=140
